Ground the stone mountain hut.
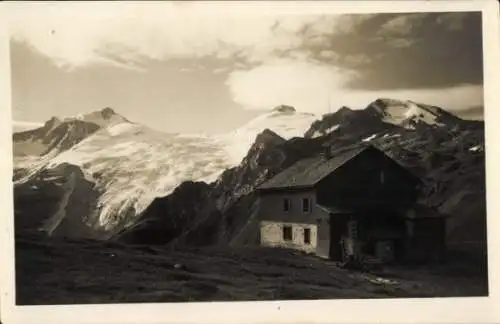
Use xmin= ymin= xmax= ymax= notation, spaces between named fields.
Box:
xmin=255 ymin=144 xmax=447 ymax=264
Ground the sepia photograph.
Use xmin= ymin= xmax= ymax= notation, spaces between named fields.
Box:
xmin=1 ymin=1 xmax=499 ymax=324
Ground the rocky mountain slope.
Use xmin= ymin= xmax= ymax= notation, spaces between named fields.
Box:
xmin=13 ymin=108 xmax=128 ymax=157
xmin=117 ymin=99 xmax=486 ymax=250
xmin=13 ymin=98 xmax=486 ymax=250
xmin=12 ymin=106 xmax=318 ymax=238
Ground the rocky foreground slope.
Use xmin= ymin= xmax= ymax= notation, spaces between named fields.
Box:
xmin=15 ymin=233 xmax=487 ymax=304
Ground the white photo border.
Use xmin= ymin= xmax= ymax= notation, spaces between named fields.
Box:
xmin=1 ymin=1 xmax=499 ymax=324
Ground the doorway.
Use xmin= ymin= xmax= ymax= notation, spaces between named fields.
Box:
xmin=329 ymin=214 xmax=348 ymax=261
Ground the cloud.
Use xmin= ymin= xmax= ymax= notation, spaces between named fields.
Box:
xmin=377 ymin=14 xmax=427 ymax=36
xmin=8 ymin=2 xmax=329 ymax=70
xmin=13 ymin=120 xmax=43 ymax=132
xmin=10 ymin=5 xmax=481 ymax=89
xmin=339 ymin=84 xmax=484 ymax=112
xmin=227 ymin=56 xmax=483 ymax=114
xmin=213 ymin=67 xmax=230 ymax=74
xmin=9 ymin=5 xmax=483 ymax=120
xmin=457 ymin=105 xmax=484 ymax=120
xmin=227 ymin=58 xmax=355 ymax=113
xmin=301 ymin=12 xmax=483 ymax=90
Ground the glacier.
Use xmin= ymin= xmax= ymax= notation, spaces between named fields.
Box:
xmin=13 ymin=107 xmax=318 ymax=231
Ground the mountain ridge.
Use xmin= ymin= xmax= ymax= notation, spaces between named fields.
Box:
xmin=13 ymin=107 xmax=131 ymax=158
xmin=117 ymin=99 xmax=485 ymax=248
xmin=12 ymin=100 xmax=486 ymax=251
xmin=13 ymin=104 xmax=320 ymax=237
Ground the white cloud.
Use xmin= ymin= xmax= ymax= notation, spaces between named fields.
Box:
xmin=378 ymin=15 xmax=417 ymax=36
xmin=8 ymin=4 xmax=483 ymax=119
xmin=227 ymin=58 xmax=356 ymax=113
xmin=8 ymin=2 xmax=336 ymax=70
xmin=227 ymin=58 xmax=483 ymax=113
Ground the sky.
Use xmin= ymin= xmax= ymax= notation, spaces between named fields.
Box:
xmin=8 ymin=3 xmax=484 ymax=134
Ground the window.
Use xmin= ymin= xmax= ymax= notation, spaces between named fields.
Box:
xmin=283 ymin=198 xmax=291 ymax=212
xmin=304 ymin=228 xmax=311 ymax=244
xmin=380 ymin=170 xmax=385 ymax=184
xmin=283 ymin=226 xmax=293 ymax=241
xmin=302 ymin=198 xmax=311 ymax=213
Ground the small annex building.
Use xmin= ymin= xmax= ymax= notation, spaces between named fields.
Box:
xmin=255 ymin=144 xmax=447 ymax=264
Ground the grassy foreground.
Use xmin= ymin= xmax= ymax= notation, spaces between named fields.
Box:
xmin=15 ymin=233 xmax=488 ymax=305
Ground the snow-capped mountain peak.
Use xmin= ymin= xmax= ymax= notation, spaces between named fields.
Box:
xmin=218 ymin=105 xmax=318 ymax=164
xmin=304 ymin=98 xmax=470 ymax=140
xmin=272 ymin=104 xmax=297 ymax=114
xmin=366 ymin=98 xmax=461 ymax=129
xmin=62 ymin=107 xmax=129 ymax=128
xmin=45 ymin=116 xmax=62 ymax=128
xmin=13 ymin=99 xmax=484 ymax=244
xmin=13 ymin=104 xmax=318 ymax=236
xmin=13 ymin=108 xmax=132 ymax=158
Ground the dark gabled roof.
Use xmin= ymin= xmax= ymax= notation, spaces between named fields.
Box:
xmin=257 ymin=145 xmax=369 ymax=191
